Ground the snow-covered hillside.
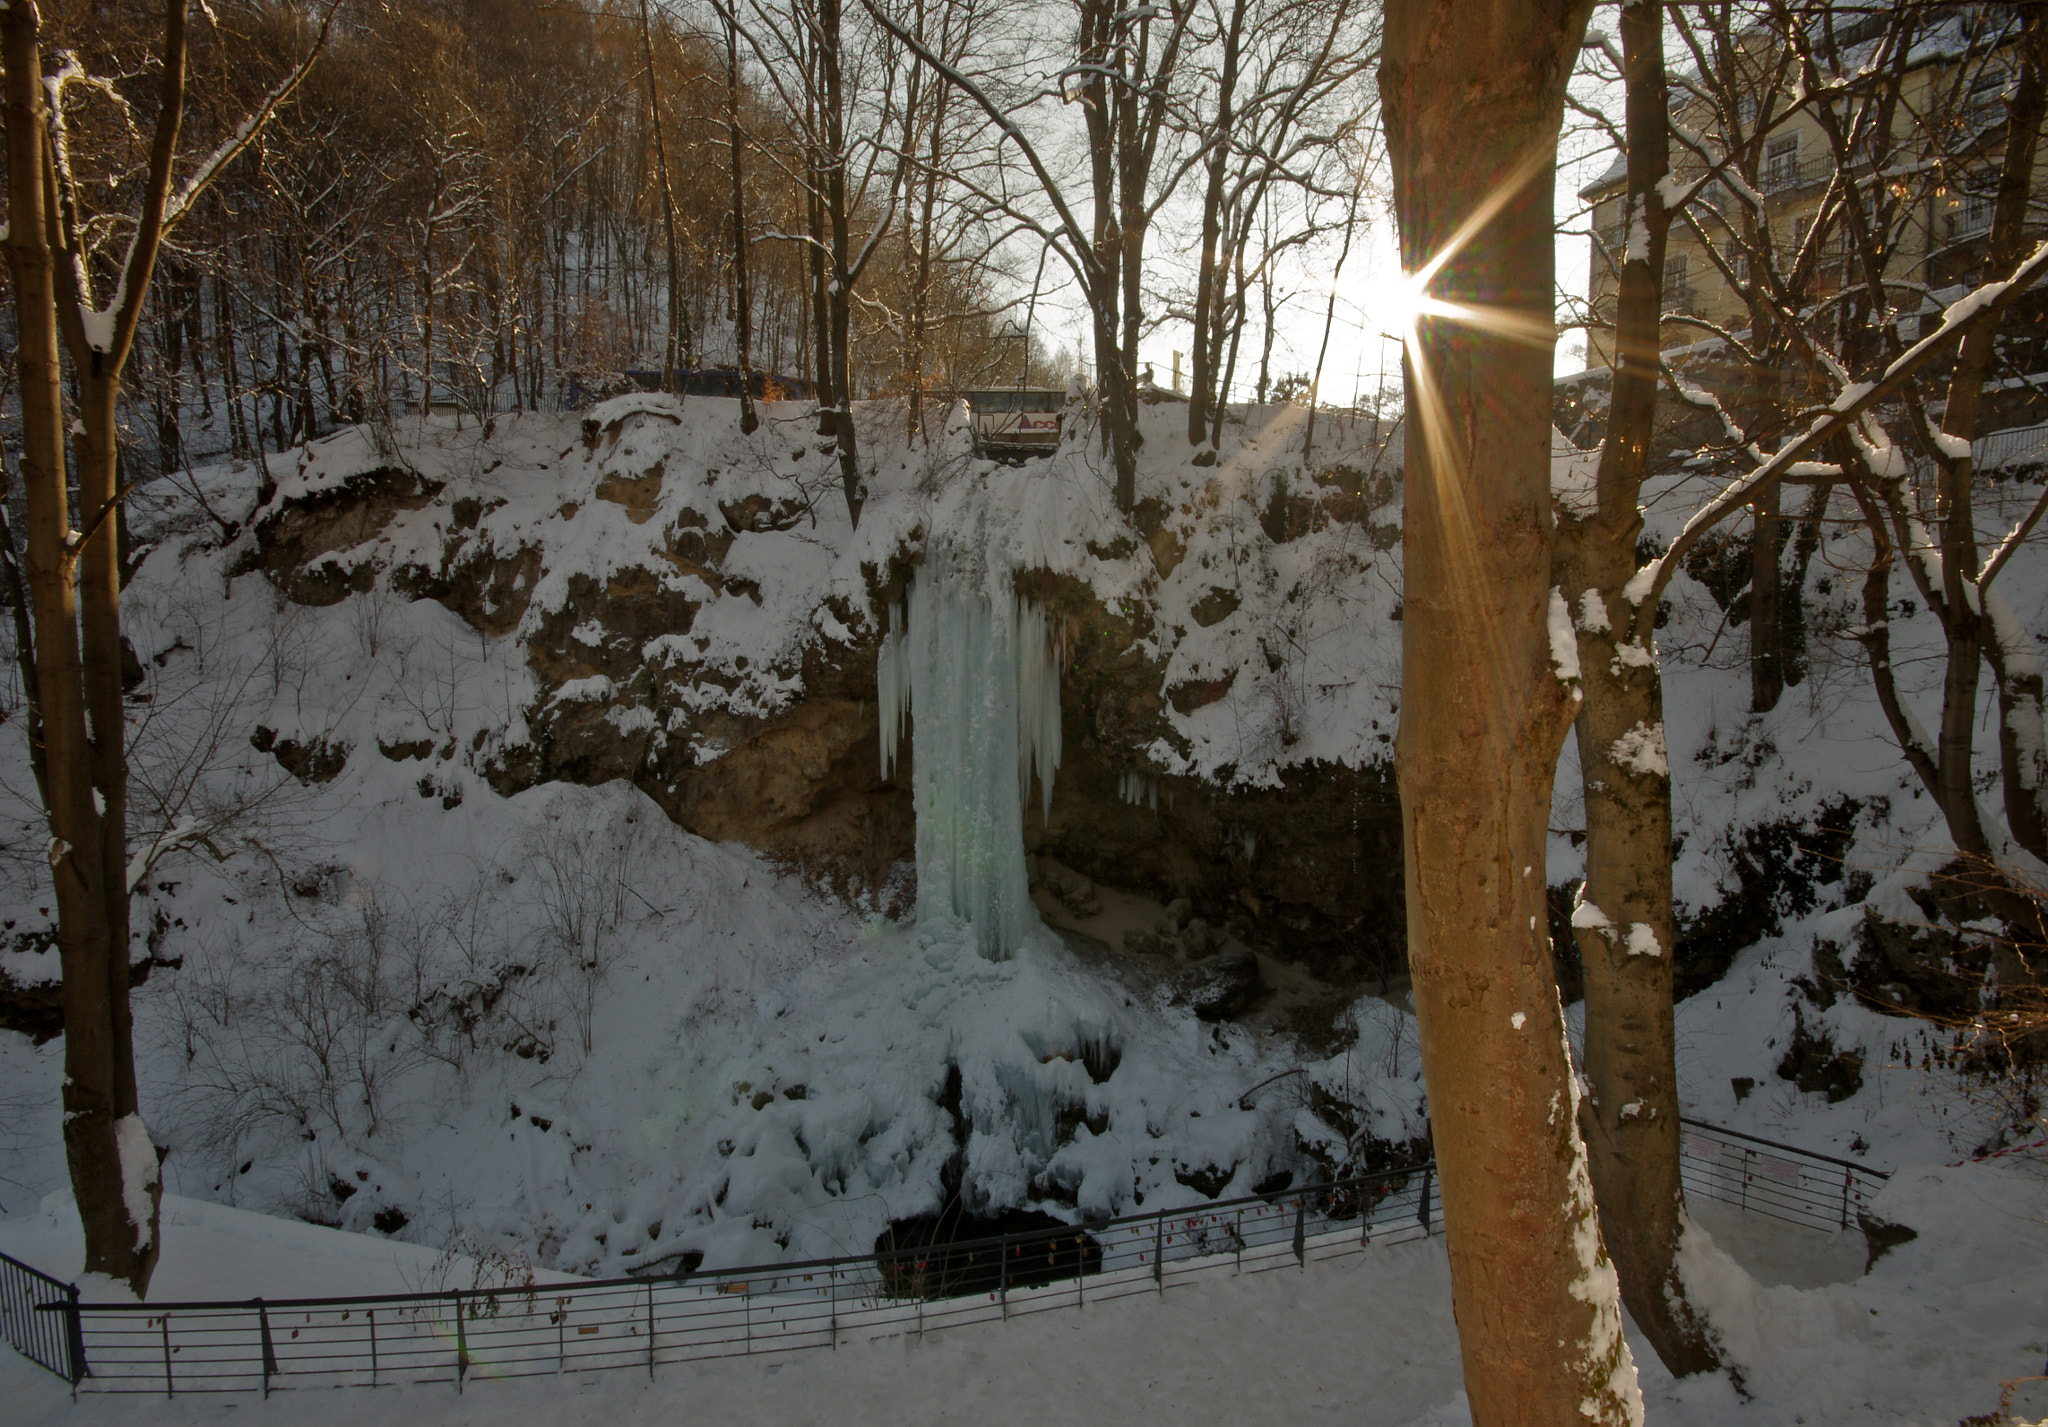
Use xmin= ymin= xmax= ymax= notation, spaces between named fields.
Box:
xmin=0 ymin=386 xmax=2040 ymax=1343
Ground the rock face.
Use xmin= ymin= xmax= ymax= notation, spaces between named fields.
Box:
xmin=245 ymin=406 xmax=1407 ymax=993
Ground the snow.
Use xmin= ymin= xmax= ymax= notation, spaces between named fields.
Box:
xmin=1932 ymin=429 xmax=1973 ymax=461
xmin=1577 ymin=588 xmax=1611 ymax=635
xmin=3 ymin=385 xmax=2048 ymax=1420
xmin=1554 ymin=1004 xmax=1643 ymax=1425
xmin=1608 ymin=721 xmax=1669 ymax=778
xmin=1552 ymin=427 xmax=1601 ymax=518
xmin=1571 ymin=896 xmax=1613 ymax=932
xmin=1623 ymin=923 xmax=1662 ymax=959
xmin=1549 ymin=587 xmax=1583 ymax=689
xmin=9 ymin=1152 xmax=2043 ymax=1425
xmin=113 ymin=1114 xmax=157 ymax=1255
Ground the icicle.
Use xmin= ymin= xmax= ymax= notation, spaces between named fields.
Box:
xmin=1119 ymin=769 xmax=1158 ymax=809
xmin=877 ymin=600 xmax=908 ymax=779
xmin=876 ymin=550 xmax=1062 ymax=961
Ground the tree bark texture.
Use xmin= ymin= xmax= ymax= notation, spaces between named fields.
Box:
xmin=727 ymin=13 xmax=759 ymax=435
xmin=1553 ymin=0 xmax=1721 ymax=1381
xmin=1382 ymin=1 xmax=1639 ymax=1421
xmin=639 ymin=0 xmax=686 ymax=393
xmin=2 ymin=0 xmax=161 ymax=1296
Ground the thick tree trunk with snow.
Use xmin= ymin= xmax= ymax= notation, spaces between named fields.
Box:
xmin=1383 ymin=1 xmax=1639 ymax=1420
xmin=1553 ymin=0 xmax=1721 ymax=1381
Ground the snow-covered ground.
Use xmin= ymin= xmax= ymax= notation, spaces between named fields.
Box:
xmin=4 ymin=391 xmax=2048 ymax=1420
xmin=4 ymin=1153 xmax=2046 ymax=1424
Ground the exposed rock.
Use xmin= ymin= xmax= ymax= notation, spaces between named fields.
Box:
xmin=1857 ymin=1210 xmax=1918 ymax=1272
xmin=253 ymin=465 xmax=442 ymax=604
xmin=394 ymin=538 xmax=542 ymax=636
xmin=1172 ymin=949 xmax=1263 ymax=1022
xmin=1190 ymin=586 xmax=1241 ymax=627
xmin=1775 ymin=1005 xmax=1863 ymax=1103
xmin=718 ymin=492 xmax=809 ymax=533
xmin=1029 ymin=855 xmax=1101 ymax=918
xmin=251 ymin=725 xmax=349 ymax=783
xmin=595 ymin=465 xmax=665 ymax=522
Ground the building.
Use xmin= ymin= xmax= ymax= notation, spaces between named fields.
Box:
xmin=1580 ymin=6 xmax=2045 ymax=370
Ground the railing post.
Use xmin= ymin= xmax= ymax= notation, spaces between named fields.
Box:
xmin=1418 ymin=1166 xmax=1434 ymax=1235
xmin=368 ymin=1307 xmax=378 ymax=1386
xmin=63 ymin=1281 xmax=85 ymax=1397
xmin=1154 ymin=1213 xmax=1165 ymax=1291
xmin=257 ymin=1298 xmax=277 ymax=1399
xmin=1841 ymin=1167 xmax=1854 ymax=1230
xmin=1293 ymin=1196 xmax=1306 ymax=1266
xmin=453 ymin=1291 xmax=467 ymax=1394
xmin=1235 ymin=1208 xmax=1243 ymax=1272
xmin=831 ymin=1270 xmax=840 ymax=1346
xmin=160 ymin=1312 xmax=173 ymax=1398
xmin=998 ymin=1247 xmax=1007 ymax=1321
xmin=646 ymin=1279 xmax=655 ymax=1379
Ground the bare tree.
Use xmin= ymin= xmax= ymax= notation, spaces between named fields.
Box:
xmin=0 ymin=0 xmax=333 ymax=1295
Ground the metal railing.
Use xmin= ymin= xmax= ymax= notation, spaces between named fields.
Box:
xmin=0 ymin=1119 xmax=1898 ymax=1399
xmin=0 ymin=1249 xmax=83 ymax=1388
xmin=6 ymin=1160 xmax=1438 ymax=1397
xmin=1678 ymin=1117 xmax=1890 ymax=1233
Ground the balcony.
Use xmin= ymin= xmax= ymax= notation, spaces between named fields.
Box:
xmin=1759 ymin=154 xmax=1829 ymax=194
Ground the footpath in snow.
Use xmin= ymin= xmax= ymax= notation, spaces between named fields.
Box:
xmin=5 ymin=1152 xmax=2048 ymax=1424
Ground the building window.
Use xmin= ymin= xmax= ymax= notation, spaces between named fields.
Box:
xmin=1764 ymin=134 xmax=1801 ymax=190
xmin=1664 ymin=253 xmax=1692 ymax=310
xmin=1724 ymin=241 xmax=1751 ymax=284
xmin=1955 ymin=189 xmax=1995 ymax=238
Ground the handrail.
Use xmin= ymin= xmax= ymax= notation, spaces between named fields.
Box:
xmin=60 ymin=1158 xmax=1433 ymax=1314
xmin=1679 ymin=1116 xmax=1890 ymax=1180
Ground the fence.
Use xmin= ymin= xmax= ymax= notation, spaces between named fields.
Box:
xmin=1678 ymin=1117 xmax=1890 ymax=1232
xmin=0 ymin=1120 xmax=1895 ymax=1400
xmin=2 ymin=1159 xmax=1439 ymax=1399
xmin=0 ymin=1250 xmax=82 ymax=1388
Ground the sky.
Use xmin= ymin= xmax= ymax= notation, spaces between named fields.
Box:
xmin=1009 ymin=44 xmax=1625 ymax=402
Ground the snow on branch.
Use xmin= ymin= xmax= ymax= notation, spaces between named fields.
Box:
xmin=1626 ymin=239 xmax=2048 ymax=639
xmin=155 ymin=1 xmax=341 ymax=238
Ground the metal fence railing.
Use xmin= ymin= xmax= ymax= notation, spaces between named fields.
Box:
xmin=5 ymin=1160 xmax=1439 ymax=1398
xmin=0 ymin=1249 xmax=82 ymax=1388
xmin=1678 ymin=1117 xmax=1891 ymax=1233
xmin=0 ymin=1119 xmax=1899 ymax=1399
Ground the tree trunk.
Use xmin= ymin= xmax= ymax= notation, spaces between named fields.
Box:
xmin=1960 ymin=8 xmax=2048 ymax=860
xmin=817 ymin=0 xmax=862 ymax=526
xmin=2 ymin=0 xmax=159 ymax=1298
xmin=1187 ymin=0 xmax=1244 ymax=452
xmin=641 ymin=0 xmax=685 ymax=393
xmin=726 ymin=13 xmax=758 ymax=435
xmin=1554 ymin=0 xmax=1721 ymax=1381
xmin=1383 ymin=0 xmax=1640 ymax=1420
xmin=1748 ymin=476 xmax=1784 ymax=713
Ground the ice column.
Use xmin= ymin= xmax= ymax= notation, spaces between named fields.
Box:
xmin=877 ymin=548 xmax=1063 ymax=961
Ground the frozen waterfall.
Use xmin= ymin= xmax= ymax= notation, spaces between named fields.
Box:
xmin=877 ymin=549 xmax=1063 ymax=961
